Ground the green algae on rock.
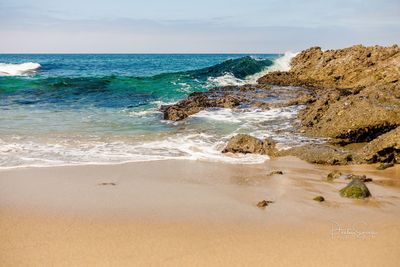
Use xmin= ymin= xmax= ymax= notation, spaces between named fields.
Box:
xmin=339 ymin=178 xmax=371 ymax=199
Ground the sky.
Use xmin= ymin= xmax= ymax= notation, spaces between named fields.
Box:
xmin=0 ymin=0 xmax=399 ymax=53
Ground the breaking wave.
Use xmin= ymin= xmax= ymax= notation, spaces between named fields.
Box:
xmin=206 ymin=51 xmax=298 ymax=87
xmin=0 ymin=62 xmax=41 ymax=76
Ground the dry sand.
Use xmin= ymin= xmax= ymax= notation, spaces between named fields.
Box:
xmin=1 ymin=157 xmax=400 ymax=266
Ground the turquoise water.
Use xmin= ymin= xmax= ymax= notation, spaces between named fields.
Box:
xmin=0 ymin=53 xmax=315 ymax=167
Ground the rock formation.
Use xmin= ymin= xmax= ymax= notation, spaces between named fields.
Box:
xmin=258 ymin=45 xmax=400 ymax=144
xmin=162 ymin=44 xmax=400 ymax=166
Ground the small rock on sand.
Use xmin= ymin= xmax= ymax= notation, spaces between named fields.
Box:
xmin=267 ymin=170 xmax=284 ymax=176
xmin=313 ymin=196 xmax=325 ymax=202
xmin=257 ymin=200 xmax=273 ymax=208
xmin=327 ymin=170 xmax=342 ymax=181
xmin=98 ymin=182 xmax=117 ymax=186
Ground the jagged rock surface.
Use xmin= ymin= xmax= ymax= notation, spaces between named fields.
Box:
xmin=258 ymin=45 xmax=400 ymax=143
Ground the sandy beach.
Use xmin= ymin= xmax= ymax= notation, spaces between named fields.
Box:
xmin=1 ymin=157 xmax=399 ymax=266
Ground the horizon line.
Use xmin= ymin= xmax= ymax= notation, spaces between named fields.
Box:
xmin=0 ymin=52 xmax=285 ymax=55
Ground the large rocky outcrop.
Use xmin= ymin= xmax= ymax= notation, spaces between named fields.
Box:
xmin=258 ymin=45 xmax=400 ymax=143
xmin=162 ymin=45 xmax=400 ymax=166
xmin=259 ymin=45 xmax=400 ymax=89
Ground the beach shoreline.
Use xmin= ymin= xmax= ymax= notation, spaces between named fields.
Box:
xmin=1 ymin=157 xmax=399 ymax=266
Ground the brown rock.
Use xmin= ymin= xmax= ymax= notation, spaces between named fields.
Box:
xmin=222 ymin=134 xmax=277 ymax=156
xmin=267 ymin=170 xmax=284 ymax=176
xmin=262 ymin=138 xmax=277 ymax=156
xmin=358 ymin=127 xmax=400 ymax=163
xmin=313 ymin=196 xmax=325 ymax=202
xmin=222 ymin=134 xmax=265 ymax=154
xmin=257 ymin=200 xmax=273 ymax=208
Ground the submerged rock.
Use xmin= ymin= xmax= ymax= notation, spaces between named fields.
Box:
xmin=313 ymin=196 xmax=325 ymax=202
xmin=339 ymin=178 xmax=371 ymax=199
xmin=161 ymin=84 xmax=312 ymax=121
xmin=161 ymin=91 xmax=243 ymax=121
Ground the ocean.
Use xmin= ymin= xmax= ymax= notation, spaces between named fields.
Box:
xmin=0 ymin=53 xmax=316 ymax=168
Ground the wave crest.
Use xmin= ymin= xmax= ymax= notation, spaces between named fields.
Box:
xmin=0 ymin=62 xmax=41 ymax=76
xmin=206 ymin=52 xmax=298 ymax=87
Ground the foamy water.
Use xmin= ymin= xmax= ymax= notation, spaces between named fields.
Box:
xmin=0 ymin=105 xmax=324 ymax=168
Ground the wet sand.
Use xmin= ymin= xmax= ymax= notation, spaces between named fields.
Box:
xmin=1 ymin=157 xmax=400 ymax=266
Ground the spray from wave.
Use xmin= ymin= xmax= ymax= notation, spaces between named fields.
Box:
xmin=0 ymin=62 xmax=41 ymax=76
xmin=266 ymin=51 xmax=299 ymax=72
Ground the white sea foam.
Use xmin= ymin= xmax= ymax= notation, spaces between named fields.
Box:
xmin=207 ymin=73 xmax=247 ymax=87
xmin=0 ymin=62 xmax=41 ymax=76
xmin=150 ymin=100 xmax=178 ymax=108
xmin=0 ymin=106 xmax=323 ymax=169
xmin=126 ymin=109 xmax=160 ymax=117
xmin=0 ymin=132 xmax=268 ymax=169
xmin=193 ymin=107 xmax=299 ymax=124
